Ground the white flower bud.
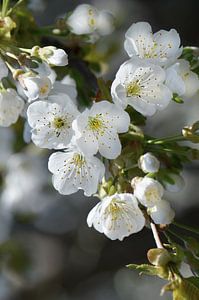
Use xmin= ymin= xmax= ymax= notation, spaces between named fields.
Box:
xmin=148 ymin=200 xmax=175 ymax=225
xmin=138 ymin=152 xmax=160 ymax=173
xmin=67 ymin=4 xmax=98 ymax=35
xmin=37 ymin=46 xmax=68 ymax=66
xmin=133 ymin=177 xmax=164 ymax=208
xmin=67 ymin=4 xmax=114 ymax=37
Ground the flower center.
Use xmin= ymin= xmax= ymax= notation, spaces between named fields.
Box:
xmin=145 ymin=188 xmax=160 ymax=204
xmin=72 ymin=153 xmax=85 ymax=168
xmin=126 ymin=81 xmax=141 ymax=97
xmin=53 ymin=117 xmax=66 ymax=129
xmin=88 ymin=115 xmax=105 ymax=132
xmin=39 ymin=83 xmax=49 ymax=95
xmin=143 ymin=42 xmax=158 ymax=58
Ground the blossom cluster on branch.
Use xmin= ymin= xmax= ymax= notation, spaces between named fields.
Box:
xmin=0 ymin=1 xmax=199 ymax=299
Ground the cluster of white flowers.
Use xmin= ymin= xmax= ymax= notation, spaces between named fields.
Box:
xmin=0 ymin=8 xmax=197 ymax=244
xmin=111 ymin=22 xmax=199 ymax=116
xmin=0 ymin=44 xmax=69 ymax=130
xmin=28 ymin=98 xmax=130 ymax=196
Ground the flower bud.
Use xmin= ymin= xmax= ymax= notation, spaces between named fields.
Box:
xmin=147 ymin=248 xmax=171 ymax=266
xmin=133 ymin=177 xmax=164 ymax=208
xmin=138 ymin=152 xmax=160 ymax=174
xmin=148 ymin=200 xmax=175 ymax=225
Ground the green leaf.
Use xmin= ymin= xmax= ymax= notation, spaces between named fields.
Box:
xmin=172 ymin=93 xmax=184 ymax=104
xmin=127 ymin=263 xmax=169 ymax=279
xmin=187 ymin=277 xmax=199 ymax=289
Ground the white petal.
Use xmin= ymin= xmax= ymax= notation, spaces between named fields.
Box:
xmin=165 ymin=63 xmax=185 ymax=95
xmin=0 ymin=89 xmax=24 ymax=127
xmin=134 ymin=177 xmax=164 ymax=208
xmin=90 ymin=101 xmax=130 ymax=133
xmin=124 ymin=22 xmax=154 ymax=58
xmin=154 ymin=29 xmax=182 ymax=65
xmin=98 ymin=130 xmax=121 ymax=159
xmin=87 ymin=201 xmax=104 ymax=232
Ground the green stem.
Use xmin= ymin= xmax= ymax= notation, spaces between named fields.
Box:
xmin=147 ymin=135 xmax=185 ymax=145
xmin=173 ymin=222 xmax=199 ymax=235
xmin=2 ymin=0 xmax=10 ymax=17
xmin=7 ymin=0 xmax=25 ymax=15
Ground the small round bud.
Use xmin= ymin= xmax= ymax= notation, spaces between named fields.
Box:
xmin=147 ymin=248 xmax=171 ymax=266
xmin=138 ymin=152 xmax=160 ymax=174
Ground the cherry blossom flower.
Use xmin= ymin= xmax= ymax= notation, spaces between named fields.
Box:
xmin=48 ymin=146 xmax=105 ymax=196
xmin=148 ymin=200 xmax=175 ymax=224
xmin=87 ymin=193 xmax=145 ymax=240
xmin=166 ymin=59 xmax=199 ymax=98
xmin=111 ymin=58 xmax=172 ymax=116
xmin=133 ymin=177 xmax=164 ymax=208
xmin=124 ymin=22 xmax=182 ymax=67
xmin=18 ymin=74 xmax=52 ymax=102
xmin=138 ymin=152 xmax=160 ymax=173
xmin=67 ymin=4 xmax=114 ymax=37
xmin=0 ymin=89 xmax=24 ymax=127
xmin=72 ymin=100 xmax=130 ymax=159
xmin=27 ymin=94 xmax=79 ymax=149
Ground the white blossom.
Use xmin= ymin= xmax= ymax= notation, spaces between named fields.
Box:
xmin=133 ymin=177 xmax=164 ymax=208
xmin=0 ymin=89 xmax=24 ymax=127
xmin=36 ymin=46 xmax=68 ymax=66
xmin=27 ymin=94 xmax=79 ymax=149
xmin=67 ymin=4 xmax=114 ymax=37
xmin=18 ymin=74 xmax=52 ymax=102
xmin=87 ymin=193 xmax=145 ymax=241
xmin=138 ymin=152 xmax=160 ymax=173
xmin=148 ymin=200 xmax=175 ymax=224
xmin=0 ymin=58 xmax=8 ymax=80
xmin=48 ymin=146 xmax=105 ymax=196
xmin=166 ymin=59 xmax=199 ymax=98
xmin=72 ymin=100 xmax=130 ymax=159
xmin=111 ymin=58 xmax=172 ymax=116
xmin=124 ymin=22 xmax=182 ymax=67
